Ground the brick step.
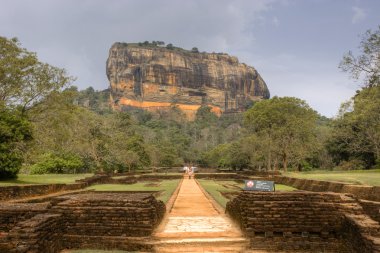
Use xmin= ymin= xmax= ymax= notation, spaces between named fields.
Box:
xmin=152 ymin=237 xmax=249 ymax=253
xmin=250 ymin=238 xmax=354 ymax=253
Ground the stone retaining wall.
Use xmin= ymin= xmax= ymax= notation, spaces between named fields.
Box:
xmin=0 ymin=192 xmax=165 ymax=252
xmin=0 ymin=183 xmax=84 ymax=202
xmin=53 ymin=192 xmax=165 ymax=237
xmin=226 ymin=191 xmax=380 ymax=252
xmin=0 ymin=202 xmax=50 ymax=232
xmin=342 ymin=213 xmax=380 ymax=252
xmin=61 ymin=235 xmax=153 ymax=252
xmin=7 ymin=213 xmax=63 ymax=253
xmin=359 ymin=200 xmax=380 ymax=223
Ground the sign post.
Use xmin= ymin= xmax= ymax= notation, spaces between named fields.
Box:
xmin=244 ymin=180 xmax=275 ymax=192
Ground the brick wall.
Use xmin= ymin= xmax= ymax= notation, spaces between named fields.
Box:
xmin=341 ymin=213 xmax=380 ymax=253
xmin=0 ymin=192 xmax=165 ymax=252
xmin=6 ymin=213 xmax=63 ymax=253
xmin=0 ymin=202 xmax=50 ymax=231
xmin=359 ymin=200 xmax=380 ymax=223
xmin=53 ymin=192 xmax=165 ymax=237
xmin=226 ymin=191 xmax=380 ymax=252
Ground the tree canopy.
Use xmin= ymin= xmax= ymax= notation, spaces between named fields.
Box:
xmin=339 ymin=26 xmax=380 ymax=88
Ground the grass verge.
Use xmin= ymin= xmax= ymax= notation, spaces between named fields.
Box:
xmin=0 ymin=174 xmax=93 ymax=186
xmin=198 ymin=179 xmax=296 ymax=208
xmin=284 ymin=169 xmax=380 ymax=186
xmin=86 ymin=179 xmax=180 ymax=203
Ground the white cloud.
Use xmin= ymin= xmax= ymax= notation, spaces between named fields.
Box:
xmin=352 ymin=6 xmax=366 ymax=24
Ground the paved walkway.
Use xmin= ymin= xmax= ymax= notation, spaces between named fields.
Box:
xmin=153 ymin=177 xmax=249 ymax=252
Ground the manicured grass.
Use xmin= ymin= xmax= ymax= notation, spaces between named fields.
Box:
xmin=275 ymin=184 xmax=298 ymax=191
xmin=198 ymin=179 xmax=296 ymax=208
xmin=284 ymin=169 xmax=380 ymax=186
xmin=86 ymin=179 xmax=180 ymax=203
xmin=0 ymin=174 xmax=93 ymax=186
xmin=111 ymin=173 xmax=181 ymax=179
xmin=198 ymin=179 xmax=238 ymax=208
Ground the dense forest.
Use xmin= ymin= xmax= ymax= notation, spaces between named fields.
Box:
xmin=0 ymin=26 xmax=379 ymax=179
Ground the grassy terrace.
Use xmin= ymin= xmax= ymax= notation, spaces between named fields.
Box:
xmin=86 ymin=179 xmax=180 ymax=203
xmin=198 ymin=179 xmax=296 ymax=208
xmin=284 ymin=169 xmax=380 ymax=186
xmin=0 ymin=174 xmax=93 ymax=186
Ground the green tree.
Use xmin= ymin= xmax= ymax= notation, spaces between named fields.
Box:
xmin=241 ymin=134 xmax=269 ymax=171
xmin=339 ymin=26 xmax=380 ymax=87
xmin=0 ymin=105 xmax=32 ymax=178
xmin=30 ymin=153 xmax=84 ymax=174
xmin=203 ymin=143 xmax=231 ymax=168
xmin=158 ymin=145 xmax=177 ymax=168
xmin=330 ymin=86 xmax=380 ymax=168
xmin=226 ymin=142 xmax=250 ymax=170
xmin=244 ymin=97 xmax=318 ymax=171
xmin=195 ymin=106 xmax=218 ymax=128
xmin=125 ymin=135 xmax=151 ymax=168
xmin=0 ymin=37 xmax=73 ymax=115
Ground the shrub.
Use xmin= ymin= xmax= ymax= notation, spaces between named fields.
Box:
xmin=30 ymin=153 xmax=84 ymax=174
xmin=0 ymin=106 xmax=32 ymax=179
xmin=337 ymin=159 xmax=366 ymax=171
xmin=191 ymin=47 xmax=199 ymax=53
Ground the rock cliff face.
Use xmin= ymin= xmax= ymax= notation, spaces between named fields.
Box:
xmin=106 ymin=43 xmax=270 ymax=119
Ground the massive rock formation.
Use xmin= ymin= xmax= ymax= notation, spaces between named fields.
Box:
xmin=106 ymin=43 xmax=270 ymax=119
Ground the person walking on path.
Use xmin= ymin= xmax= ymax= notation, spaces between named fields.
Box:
xmin=188 ymin=167 xmax=194 ymax=179
xmin=183 ymin=165 xmax=189 ymax=178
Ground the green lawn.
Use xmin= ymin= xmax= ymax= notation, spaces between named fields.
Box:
xmin=86 ymin=179 xmax=180 ymax=203
xmin=284 ymin=169 xmax=380 ymax=186
xmin=198 ymin=179 xmax=296 ymax=208
xmin=0 ymin=174 xmax=93 ymax=186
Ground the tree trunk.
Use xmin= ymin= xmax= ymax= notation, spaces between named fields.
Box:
xmin=283 ymin=153 xmax=288 ymax=172
xmin=267 ymin=150 xmax=272 ymax=171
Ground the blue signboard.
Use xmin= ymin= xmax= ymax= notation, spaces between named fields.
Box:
xmin=244 ymin=180 xmax=275 ymax=192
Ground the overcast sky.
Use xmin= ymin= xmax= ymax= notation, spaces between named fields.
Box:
xmin=1 ymin=0 xmax=379 ymax=117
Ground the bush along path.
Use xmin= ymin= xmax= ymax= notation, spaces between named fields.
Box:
xmin=152 ymin=176 xmax=249 ymax=252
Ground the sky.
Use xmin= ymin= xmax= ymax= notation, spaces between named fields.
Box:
xmin=0 ymin=0 xmax=379 ymax=117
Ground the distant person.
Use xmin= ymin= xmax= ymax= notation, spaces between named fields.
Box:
xmin=189 ymin=167 xmax=194 ymax=179
xmin=183 ymin=166 xmax=189 ymax=177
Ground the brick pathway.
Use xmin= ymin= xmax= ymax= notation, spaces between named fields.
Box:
xmin=153 ymin=177 xmax=249 ymax=252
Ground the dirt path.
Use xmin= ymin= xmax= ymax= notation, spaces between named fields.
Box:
xmin=153 ymin=177 xmax=249 ymax=252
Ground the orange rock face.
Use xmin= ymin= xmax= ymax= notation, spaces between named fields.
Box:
xmin=106 ymin=43 xmax=270 ymax=119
